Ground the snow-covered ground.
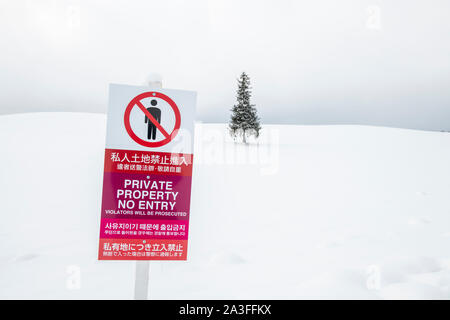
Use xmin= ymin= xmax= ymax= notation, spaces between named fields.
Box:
xmin=1 ymin=112 xmax=450 ymax=299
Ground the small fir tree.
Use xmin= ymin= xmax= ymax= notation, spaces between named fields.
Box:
xmin=229 ymin=72 xmax=261 ymax=143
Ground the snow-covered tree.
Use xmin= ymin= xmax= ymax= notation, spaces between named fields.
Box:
xmin=229 ymin=72 xmax=261 ymax=143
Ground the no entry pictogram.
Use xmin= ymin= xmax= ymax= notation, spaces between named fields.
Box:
xmin=124 ymin=91 xmax=181 ymax=148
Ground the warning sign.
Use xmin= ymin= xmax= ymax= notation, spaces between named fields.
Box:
xmin=98 ymin=84 xmax=196 ymax=260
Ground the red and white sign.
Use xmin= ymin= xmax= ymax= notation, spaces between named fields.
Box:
xmin=98 ymin=84 xmax=196 ymax=260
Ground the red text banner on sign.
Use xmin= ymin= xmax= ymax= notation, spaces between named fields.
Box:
xmin=99 ymin=238 xmax=188 ymax=260
xmin=104 ymin=149 xmax=193 ymax=176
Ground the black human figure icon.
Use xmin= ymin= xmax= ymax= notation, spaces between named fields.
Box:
xmin=145 ymin=99 xmax=161 ymax=140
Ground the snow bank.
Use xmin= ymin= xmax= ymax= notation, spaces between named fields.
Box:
xmin=1 ymin=112 xmax=450 ymax=299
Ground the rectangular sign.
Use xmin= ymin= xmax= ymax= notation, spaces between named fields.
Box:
xmin=98 ymin=83 xmax=196 ymax=260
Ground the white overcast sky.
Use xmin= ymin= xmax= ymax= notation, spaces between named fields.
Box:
xmin=0 ymin=0 xmax=449 ymax=130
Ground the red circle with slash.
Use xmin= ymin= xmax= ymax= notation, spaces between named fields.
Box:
xmin=124 ymin=91 xmax=181 ymax=148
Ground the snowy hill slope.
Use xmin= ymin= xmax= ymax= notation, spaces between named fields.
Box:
xmin=0 ymin=112 xmax=450 ymax=299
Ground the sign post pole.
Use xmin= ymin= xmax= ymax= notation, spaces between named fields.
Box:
xmin=133 ymin=74 xmax=162 ymax=300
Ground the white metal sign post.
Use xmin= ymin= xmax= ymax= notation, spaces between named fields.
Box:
xmin=134 ymin=75 xmax=161 ymax=300
xmin=134 ymin=259 xmax=150 ymax=300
